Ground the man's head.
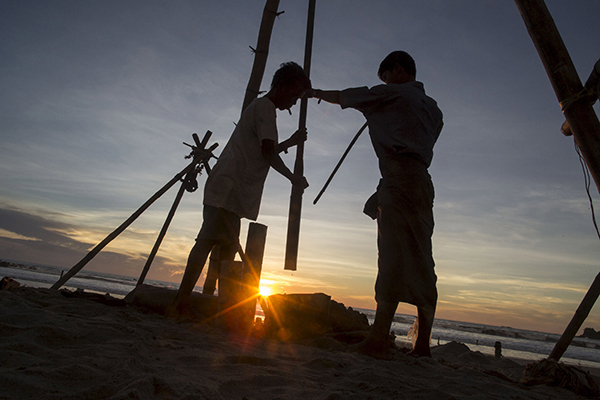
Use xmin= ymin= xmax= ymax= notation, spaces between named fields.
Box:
xmin=268 ymin=62 xmax=312 ymax=111
xmin=377 ymin=51 xmax=416 ymax=84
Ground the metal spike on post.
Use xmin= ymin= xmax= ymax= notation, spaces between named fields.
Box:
xmin=284 ymin=0 xmax=316 ymax=271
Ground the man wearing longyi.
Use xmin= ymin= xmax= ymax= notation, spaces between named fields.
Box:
xmin=311 ymin=50 xmax=443 ymax=359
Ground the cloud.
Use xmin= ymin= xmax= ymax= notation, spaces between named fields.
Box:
xmin=0 ymin=203 xmax=183 ymax=284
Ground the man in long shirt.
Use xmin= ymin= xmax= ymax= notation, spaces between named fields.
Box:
xmin=311 ymin=51 xmax=443 ymax=358
xmin=172 ymin=62 xmax=311 ymax=316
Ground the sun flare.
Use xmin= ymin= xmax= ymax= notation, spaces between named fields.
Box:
xmin=259 ymin=285 xmax=273 ymax=297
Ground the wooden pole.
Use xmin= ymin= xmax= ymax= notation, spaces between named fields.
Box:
xmin=514 ymin=0 xmax=600 ymax=193
xmin=313 ymin=122 xmax=368 ymax=205
xmin=244 ymin=222 xmax=268 ymax=289
xmin=51 ymin=161 xmax=197 ymax=290
xmin=284 ymin=0 xmax=316 ymax=271
xmin=514 ymin=0 xmax=600 ymax=362
xmin=241 ymin=0 xmax=282 ymax=113
xmin=240 ymin=223 xmax=268 ymax=333
xmin=202 ymin=0 xmax=280 ymax=293
xmin=549 ymin=272 xmax=600 ymax=361
xmin=136 ymin=182 xmax=187 ymax=286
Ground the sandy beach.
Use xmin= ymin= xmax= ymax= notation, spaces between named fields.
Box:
xmin=1 ymin=287 xmax=597 ymax=400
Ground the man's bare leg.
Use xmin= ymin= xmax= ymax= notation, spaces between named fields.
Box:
xmin=352 ymin=300 xmax=398 ymax=360
xmin=202 ymin=246 xmax=220 ymax=295
xmin=409 ymin=304 xmax=435 ymax=357
xmin=172 ymin=240 xmax=214 ymax=312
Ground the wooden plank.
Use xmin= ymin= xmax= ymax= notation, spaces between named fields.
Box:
xmin=284 ymin=0 xmax=316 ymax=271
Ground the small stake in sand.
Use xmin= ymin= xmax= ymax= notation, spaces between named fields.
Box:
xmin=514 ymin=0 xmax=600 ymax=361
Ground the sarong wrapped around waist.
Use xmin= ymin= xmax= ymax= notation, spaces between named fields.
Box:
xmin=375 ymin=155 xmax=437 ymax=307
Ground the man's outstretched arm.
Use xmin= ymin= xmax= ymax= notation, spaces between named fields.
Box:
xmin=309 ymin=89 xmax=341 ymax=105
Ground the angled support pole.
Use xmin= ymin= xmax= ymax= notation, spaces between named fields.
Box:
xmin=242 ymin=0 xmax=282 ymax=113
xmin=284 ymin=0 xmax=316 ymax=271
xmin=52 ymin=132 xmax=217 ymax=290
xmin=51 ymin=162 xmax=195 ymax=290
xmin=549 ymin=272 xmax=600 ymax=361
xmin=514 ymin=0 xmax=600 ymax=193
xmin=514 ymin=0 xmax=600 ymax=362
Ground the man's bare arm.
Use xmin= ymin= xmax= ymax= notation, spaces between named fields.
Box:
xmin=262 ymin=139 xmax=309 ymax=189
xmin=276 ymin=128 xmax=307 ymax=154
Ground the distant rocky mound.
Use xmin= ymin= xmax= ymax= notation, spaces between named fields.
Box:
xmin=579 ymin=327 xmax=600 ymax=340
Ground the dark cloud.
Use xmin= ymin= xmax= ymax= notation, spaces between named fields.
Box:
xmin=0 ymin=205 xmax=178 ymax=282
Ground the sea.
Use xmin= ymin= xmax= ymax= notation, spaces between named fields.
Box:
xmin=2 ymin=259 xmax=600 ymax=371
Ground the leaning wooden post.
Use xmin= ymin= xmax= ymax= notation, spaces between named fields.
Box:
xmin=241 ymin=0 xmax=282 ymax=112
xmin=549 ymin=272 xmax=600 ymax=361
xmin=514 ymin=0 xmax=600 ymax=361
xmin=203 ymin=0 xmax=281 ymax=293
xmin=514 ymin=0 xmax=600 ymax=193
xmin=51 ymin=160 xmax=198 ymax=290
xmin=284 ymin=0 xmax=316 ymax=271
xmin=136 ymin=182 xmax=187 ymax=286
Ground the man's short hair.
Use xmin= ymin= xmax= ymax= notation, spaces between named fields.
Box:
xmin=378 ymin=51 xmax=416 ymax=79
xmin=271 ymin=62 xmax=312 ymax=90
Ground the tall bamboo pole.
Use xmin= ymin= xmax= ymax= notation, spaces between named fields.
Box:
xmin=284 ymin=0 xmax=316 ymax=271
xmin=514 ymin=0 xmax=600 ymax=193
xmin=241 ymin=0 xmax=282 ymax=112
xmin=203 ymin=0 xmax=281 ymax=293
xmin=514 ymin=0 xmax=600 ymax=362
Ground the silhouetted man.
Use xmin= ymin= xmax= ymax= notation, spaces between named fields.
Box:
xmin=311 ymin=51 xmax=443 ymax=358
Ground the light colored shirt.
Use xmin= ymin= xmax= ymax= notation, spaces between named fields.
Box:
xmin=339 ymin=81 xmax=443 ymax=168
xmin=203 ymin=96 xmax=278 ymax=220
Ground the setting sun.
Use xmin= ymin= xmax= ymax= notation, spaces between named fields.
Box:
xmin=259 ymin=285 xmax=273 ymax=297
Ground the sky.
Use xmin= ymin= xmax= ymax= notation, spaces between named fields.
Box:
xmin=1 ymin=0 xmax=600 ymax=335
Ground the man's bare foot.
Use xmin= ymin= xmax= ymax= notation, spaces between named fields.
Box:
xmin=347 ymin=338 xmax=392 ymax=360
xmin=407 ymin=344 xmax=431 ymax=358
xmin=166 ymin=303 xmax=205 ymax=321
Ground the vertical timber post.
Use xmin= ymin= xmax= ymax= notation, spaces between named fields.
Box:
xmin=284 ymin=0 xmax=316 ymax=271
xmin=240 ymin=223 xmax=268 ymax=332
